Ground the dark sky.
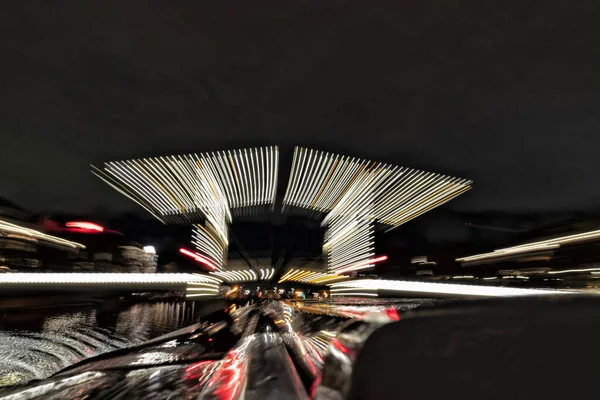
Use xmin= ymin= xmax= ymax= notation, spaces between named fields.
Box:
xmin=1 ymin=1 xmax=599 ymax=241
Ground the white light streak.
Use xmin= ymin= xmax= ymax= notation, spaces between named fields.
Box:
xmin=457 ymin=230 xmax=600 ymax=266
xmin=0 ymin=273 xmax=220 ymax=285
xmin=549 ymin=267 xmax=600 ymax=275
xmin=186 ymin=293 xmax=217 ymax=298
xmin=329 ymin=279 xmax=574 ymax=297
xmin=500 ymin=229 xmax=600 ymax=250
xmin=330 ymin=292 xmax=379 ymax=297
xmin=456 ymin=243 xmax=561 ymax=265
xmin=0 ymin=220 xmax=85 ymax=250
xmin=272 ymin=146 xmax=279 ymax=205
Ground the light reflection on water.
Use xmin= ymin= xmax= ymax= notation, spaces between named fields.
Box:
xmin=0 ymin=301 xmax=198 ymax=387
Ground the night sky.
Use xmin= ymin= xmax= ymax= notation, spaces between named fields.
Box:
xmin=1 ymin=1 xmax=599 ymax=245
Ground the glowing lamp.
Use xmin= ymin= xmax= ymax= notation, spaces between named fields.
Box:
xmin=143 ymin=246 xmax=156 ymax=254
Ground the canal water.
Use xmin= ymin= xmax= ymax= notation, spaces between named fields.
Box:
xmin=0 ymin=299 xmax=218 ymax=387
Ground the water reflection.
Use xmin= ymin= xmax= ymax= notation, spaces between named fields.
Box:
xmin=0 ymin=300 xmax=200 ymax=387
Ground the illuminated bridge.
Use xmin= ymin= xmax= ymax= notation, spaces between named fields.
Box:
xmin=91 ymin=146 xmax=473 ymax=296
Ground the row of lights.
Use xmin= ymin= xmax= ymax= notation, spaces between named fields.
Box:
xmin=93 ymin=147 xmax=280 ymax=269
xmin=325 ymin=164 xmax=471 ymax=232
xmin=283 ymin=147 xmax=472 ymax=231
xmin=93 ymin=147 xmax=469 ymax=273
xmin=282 ymin=147 xmax=469 ymax=275
xmin=278 ymin=269 xmax=350 ymax=284
xmin=185 ymin=280 xmax=221 ymax=299
xmin=192 ymin=225 xmax=226 ymax=269
xmin=210 ymin=268 xmax=275 ymax=283
xmin=92 ymin=147 xmax=278 ymax=222
xmin=260 ymin=268 xmax=275 ymax=280
xmin=324 ymin=213 xmax=375 ymax=274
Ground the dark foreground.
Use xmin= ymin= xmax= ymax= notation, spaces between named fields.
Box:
xmin=0 ymin=296 xmax=226 ymax=386
xmin=1 ymin=296 xmax=598 ymax=399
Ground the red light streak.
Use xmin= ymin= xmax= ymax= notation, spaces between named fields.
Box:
xmin=334 ymin=255 xmax=388 ymax=274
xmin=179 ymin=248 xmax=217 ymax=271
xmin=385 ymin=308 xmax=400 ymax=321
xmin=310 ymin=374 xmax=322 ymax=398
xmin=331 ymin=338 xmax=351 ymax=355
xmin=184 ymin=360 xmax=213 ymax=376
xmin=206 ymin=351 xmax=245 ymax=399
xmin=184 ymin=360 xmax=216 ymax=385
xmin=185 ymin=361 xmax=213 ymax=373
xmin=65 ymin=221 xmax=104 ymax=232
